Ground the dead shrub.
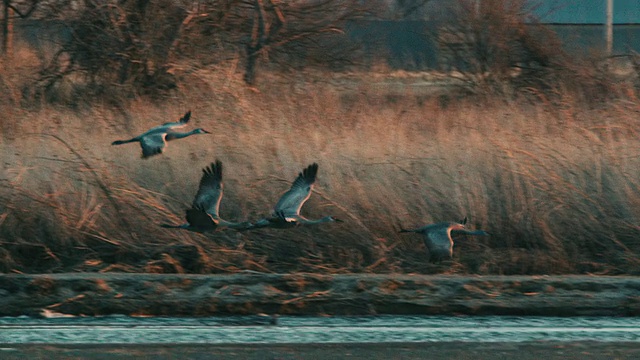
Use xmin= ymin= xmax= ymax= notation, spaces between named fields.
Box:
xmin=1 ymin=65 xmax=639 ymax=275
xmin=36 ymin=0 xmax=186 ymax=101
xmin=435 ymin=0 xmax=624 ymax=102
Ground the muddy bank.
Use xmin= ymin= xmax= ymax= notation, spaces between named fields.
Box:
xmin=4 ymin=342 xmax=640 ymax=360
xmin=0 ymin=273 xmax=638 ymax=317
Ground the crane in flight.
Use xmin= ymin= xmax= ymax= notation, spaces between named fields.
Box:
xmin=111 ymin=110 xmax=210 ymax=158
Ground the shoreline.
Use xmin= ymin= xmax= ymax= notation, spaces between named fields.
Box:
xmin=1 ymin=273 xmax=639 ymax=317
xmin=2 ymin=342 xmax=640 ymax=360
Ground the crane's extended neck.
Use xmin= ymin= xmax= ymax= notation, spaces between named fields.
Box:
xmin=166 ymin=129 xmax=205 ymax=140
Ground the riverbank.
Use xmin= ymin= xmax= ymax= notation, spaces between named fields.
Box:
xmin=1 ymin=273 xmax=638 ymax=317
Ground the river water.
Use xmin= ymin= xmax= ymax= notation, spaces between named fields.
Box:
xmin=0 ymin=316 xmax=638 ymax=344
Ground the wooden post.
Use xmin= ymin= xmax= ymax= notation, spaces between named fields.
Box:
xmin=2 ymin=0 xmax=9 ymax=56
xmin=7 ymin=3 xmax=12 ymax=57
xmin=606 ymin=0 xmax=613 ymax=56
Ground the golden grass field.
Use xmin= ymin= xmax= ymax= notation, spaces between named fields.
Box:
xmin=1 ymin=47 xmax=639 ymax=275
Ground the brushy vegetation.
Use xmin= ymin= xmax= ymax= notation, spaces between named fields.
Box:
xmin=1 ymin=47 xmax=639 ymax=275
xmin=26 ymin=0 xmax=374 ymax=99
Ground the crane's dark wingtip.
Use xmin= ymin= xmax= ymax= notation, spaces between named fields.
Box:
xmin=181 ymin=110 xmax=192 ymax=123
xmin=302 ymin=162 xmax=319 ymax=182
xmin=202 ymin=160 xmax=223 ymax=181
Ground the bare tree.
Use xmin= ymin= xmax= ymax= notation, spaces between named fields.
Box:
xmin=435 ymin=0 xmax=565 ymax=91
xmin=34 ymin=0 xmax=382 ymax=98
xmin=38 ymin=0 xmax=189 ymax=95
xmin=186 ymin=0 xmax=378 ymax=85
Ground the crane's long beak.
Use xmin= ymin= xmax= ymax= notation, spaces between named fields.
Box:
xmin=202 ymin=129 xmax=212 ymax=134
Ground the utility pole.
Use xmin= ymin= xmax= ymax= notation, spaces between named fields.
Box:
xmin=1 ymin=0 xmax=12 ymax=56
xmin=605 ymin=0 xmax=613 ymax=56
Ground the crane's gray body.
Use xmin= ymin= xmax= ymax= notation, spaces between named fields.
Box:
xmin=161 ymin=160 xmax=251 ymax=232
xmin=248 ymin=163 xmax=341 ymax=230
xmin=401 ymin=218 xmax=489 ymax=262
xmin=112 ymin=111 xmax=210 ymax=158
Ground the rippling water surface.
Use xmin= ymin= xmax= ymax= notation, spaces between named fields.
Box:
xmin=0 ymin=316 xmax=638 ymax=344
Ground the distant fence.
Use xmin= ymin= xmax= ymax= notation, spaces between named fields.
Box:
xmin=347 ymin=21 xmax=640 ymax=70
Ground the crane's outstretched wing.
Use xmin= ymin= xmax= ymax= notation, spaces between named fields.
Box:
xmin=161 ymin=110 xmax=191 ymax=129
xmin=192 ymin=160 xmax=224 ymax=218
xmin=400 ymin=222 xmax=455 ymax=261
xmin=140 ymin=133 xmax=167 ymax=158
xmin=273 ymin=163 xmax=318 ymax=217
xmin=452 ymin=229 xmax=491 ymax=236
xmin=185 ymin=205 xmax=218 ymax=231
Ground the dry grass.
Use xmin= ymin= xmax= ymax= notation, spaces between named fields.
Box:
xmin=1 ymin=50 xmax=639 ymax=275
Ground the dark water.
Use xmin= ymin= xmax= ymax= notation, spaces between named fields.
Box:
xmin=0 ymin=316 xmax=638 ymax=344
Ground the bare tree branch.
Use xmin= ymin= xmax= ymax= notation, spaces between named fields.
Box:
xmin=7 ymin=0 xmax=40 ymax=18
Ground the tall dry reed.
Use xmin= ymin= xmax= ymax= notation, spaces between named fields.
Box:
xmin=1 ymin=63 xmax=639 ymax=274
